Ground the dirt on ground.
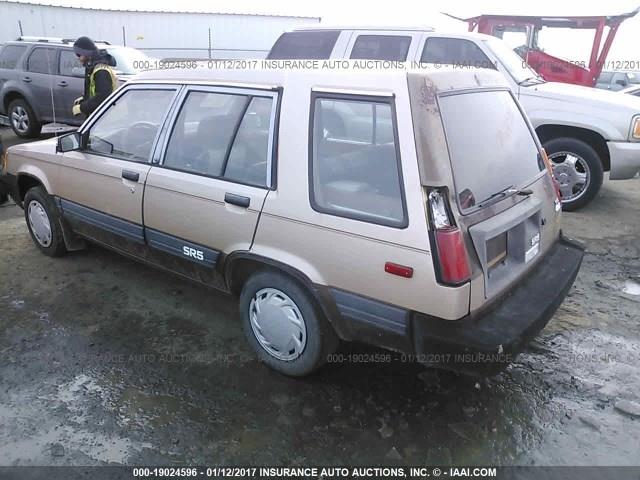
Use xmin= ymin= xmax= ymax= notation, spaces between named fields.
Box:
xmin=0 ymin=127 xmax=639 ymax=466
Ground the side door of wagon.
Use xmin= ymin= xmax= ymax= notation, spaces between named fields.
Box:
xmin=142 ymin=85 xmax=278 ymax=284
xmin=55 ymin=84 xmax=179 ymax=256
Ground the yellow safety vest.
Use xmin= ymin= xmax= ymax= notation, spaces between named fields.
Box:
xmin=89 ymin=64 xmax=118 ymax=98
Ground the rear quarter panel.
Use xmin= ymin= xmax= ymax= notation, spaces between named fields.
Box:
xmin=251 ymin=71 xmax=471 ymax=320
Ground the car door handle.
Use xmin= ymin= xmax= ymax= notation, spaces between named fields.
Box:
xmin=22 ymin=76 xmax=32 ymax=83
xmin=57 ymin=81 xmax=68 ymax=87
xmin=224 ymin=193 xmax=250 ymax=208
xmin=121 ymin=170 xmax=140 ymax=182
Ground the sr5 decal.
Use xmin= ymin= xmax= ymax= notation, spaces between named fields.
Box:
xmin=183 ymin=246 xmax=204 ymax=261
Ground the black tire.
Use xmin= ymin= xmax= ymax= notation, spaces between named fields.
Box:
xmin=8 ymin=98 xmax=42 ymax=139
xmin=239 ymin=270 xmax=339 ymax=377
xmin=543 ymin=137 xmax=603 ymax=211
xmin=23 ymin=186 xmax=67 ymax=257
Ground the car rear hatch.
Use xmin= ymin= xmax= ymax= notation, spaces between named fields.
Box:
xmin=408 ymin=72 xmax=562 ymax=313
xmin=443 ymin=88 xmax=563 ymax=307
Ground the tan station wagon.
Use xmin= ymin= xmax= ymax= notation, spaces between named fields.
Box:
xmin=0 ymin=65 xmax=584 ymax=376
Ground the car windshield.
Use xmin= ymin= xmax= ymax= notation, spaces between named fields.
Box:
xmin=105 ymin=47 xmax=153 ymax=75
xmin=484 ymin=37 xmax=543 ymax=84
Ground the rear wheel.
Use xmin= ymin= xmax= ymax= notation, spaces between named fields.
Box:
xmin=543 ymin=137 xmax=603 ymax=211
xmin=8 ymin=99 xmax=42 ymax=138
xmin=23 ymin=186 xmax=67 ymax=257
xmin=239 ymin=270 xmax=338 ymax=377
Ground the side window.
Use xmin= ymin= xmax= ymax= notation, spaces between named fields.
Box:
xmin=311 ymin=96 xmax=406 ymax=227
xmin=421 ymin=38 xmax=495 ymax=69
xmin=164 ymin=90 xmax=274 ymax=187
xmin=350 ymin=35 xmax=412 ymax=61
xmin=0 ymin=45 xmax=28 ymax=70
xmin=59 ymin=50 xmax=82 ymax=77
xmin=26 ymin=47 xmax=58 ymax=74
xmin=267 ymin=31 xmax=340 ymax=59
xmin=86 ymin=89 xmax=175 ymax=162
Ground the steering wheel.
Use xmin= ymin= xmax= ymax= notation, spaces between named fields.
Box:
xmin=125 ymin=121 xmax=158 ymax=159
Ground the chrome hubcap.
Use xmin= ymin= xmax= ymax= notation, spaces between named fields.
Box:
xmin=11 ymin=106 xmax=29 ymax=134
xmin=28 ymin=200 xmax=52 ymax=247
xmin=249 ymin=288 xmax=307 ymax=361
xmin=549 ymin=151 xmax=590 ymax=202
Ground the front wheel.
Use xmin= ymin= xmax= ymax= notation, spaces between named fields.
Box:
xmin=23 ymin=186 xmax=67 ymax=257
xmin=239 ymin=270 xmax=338 ymax=377
xmin=543 ymin=137 xmax=604 ymax=211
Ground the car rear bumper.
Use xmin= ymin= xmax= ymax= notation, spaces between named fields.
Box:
xmin=608 ymin=141 xmax=640 ymax=180
xmin=326 ymin=235 xmax=584 ymax=375
xmin=410 ymin=235 xmax=584 ymax=374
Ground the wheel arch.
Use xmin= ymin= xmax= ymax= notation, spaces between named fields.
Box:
xmin=224 ymin=252 xmax=346 ymax=337
xmin=3 ymin=89 xmax=40 ymax=120
xmin=17 ymin=172 xmax=49 ymax=204
xmin=536 ymin=124 xmax=610 ymax=172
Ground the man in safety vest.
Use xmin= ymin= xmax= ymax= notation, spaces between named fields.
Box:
xmin=72 ymin=36 xmax=118 ymax=117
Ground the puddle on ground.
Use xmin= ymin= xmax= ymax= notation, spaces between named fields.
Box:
xmin=622 ymin=280 xmax=640 ymax=296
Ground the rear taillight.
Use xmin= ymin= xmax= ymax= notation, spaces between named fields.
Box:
xmin=541 ymin=148 xmax=561 ymax=202
xmin=428 ymin=188 xmax=471 ymax=286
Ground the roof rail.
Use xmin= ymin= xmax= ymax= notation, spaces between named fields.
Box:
xmin=15 ymin=36 xmax=111 ymax=45
xmin=16 ymin=36 xmax=66 ymax=43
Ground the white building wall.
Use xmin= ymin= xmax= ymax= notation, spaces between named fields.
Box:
xmin=0 ymin=1 xmax=320 ymax=59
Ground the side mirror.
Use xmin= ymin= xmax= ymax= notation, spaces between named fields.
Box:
xmin=57 ymin=132 xmax=82 ymax=153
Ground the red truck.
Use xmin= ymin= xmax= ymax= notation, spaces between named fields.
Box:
xmin=447 ymin=7 xmax=639 ymax=87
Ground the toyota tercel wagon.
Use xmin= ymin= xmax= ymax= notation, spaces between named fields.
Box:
xmin=0 ymin=65 xmax=584 ymax=376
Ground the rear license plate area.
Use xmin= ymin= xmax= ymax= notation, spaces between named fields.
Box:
xmin=468 ymin=200 xmax=543 ymax=299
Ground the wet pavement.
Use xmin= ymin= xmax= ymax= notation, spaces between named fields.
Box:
xmin=1 ymin=127 xmax=639 ymax=466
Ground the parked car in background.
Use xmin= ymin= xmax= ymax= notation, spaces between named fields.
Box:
xmin=621 ymin=84 xmax=640 ymax=97
xmin=0 ymin=65 xmax=583 ymax=376
xmin=0 ymin=37 xmax=153 ymax=138
xmin=269 ymin=26 xmax=640 ymax=211
xmin=595 ymin=71 xmax=640 ymax=91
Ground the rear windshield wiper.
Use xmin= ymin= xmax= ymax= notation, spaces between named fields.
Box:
xmin=478 ymin=186 xmax=533 ymax=208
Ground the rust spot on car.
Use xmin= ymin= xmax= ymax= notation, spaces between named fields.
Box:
xmin=420 ymin=79 xmax=439 ymax=115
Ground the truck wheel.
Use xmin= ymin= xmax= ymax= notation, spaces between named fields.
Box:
xmin=239 ymin=270 xmax=338 ymax=377
xmin=23 ymin=186 xmax=67 ymax=257
xmin=8 ymin=99 xmax=42 ymax=138
xmin=543 ymin=137 xmax=603 ymax=211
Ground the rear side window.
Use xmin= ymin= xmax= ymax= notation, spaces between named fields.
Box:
xmin=351 ymin=35 xmax=412 ymax=61
xmin=59 ymin=50 xmax=82 ymax=77
xmin=0 ymin=45 xmax=27 ymax=70
xmin=439 ymin=90 xmax=544 ymax=213
xmin=267 ymin=31 xmax=339 ymax=59
xmin=27 ymin=47 xmax=58 ymax=74
xmin=87 ymin=89 xmax=176 ymax=162
xmin=310 ymin=95 xmax=406 ymax=227
xmin=164 ymin=90 xmax=275 ymax=187
xmin=421 ymin=38 xmax=495 ymax=69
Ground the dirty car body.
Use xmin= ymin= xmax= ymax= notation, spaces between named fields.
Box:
xmin=1 ymin=66 xmax=583 ymax=376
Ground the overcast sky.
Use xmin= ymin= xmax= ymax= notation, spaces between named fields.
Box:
xmin=7 ymin=0 xmax=640 ymax=65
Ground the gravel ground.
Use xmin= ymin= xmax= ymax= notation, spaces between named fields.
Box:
xmin=0 ymin=127 xmax=639 ymax=466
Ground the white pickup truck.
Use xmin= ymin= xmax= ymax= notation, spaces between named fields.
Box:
xmin=268 ymin=26 xmax=640 ymax=210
